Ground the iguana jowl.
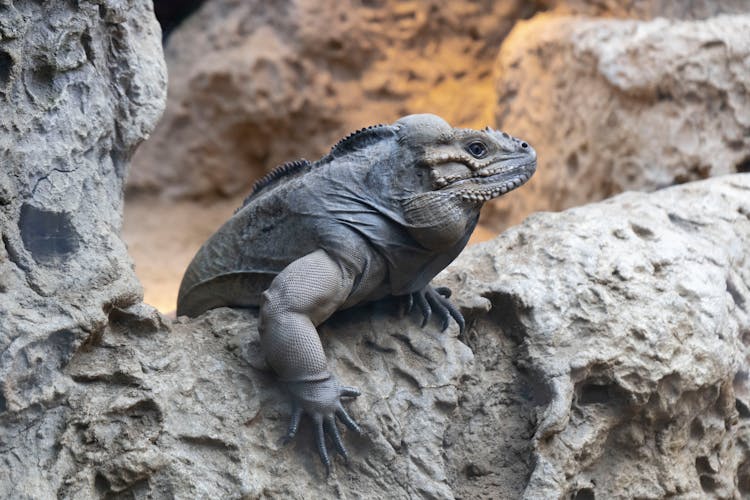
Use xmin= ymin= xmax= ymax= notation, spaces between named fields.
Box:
xmin=177 ymin=114 xmax=536 ymax=472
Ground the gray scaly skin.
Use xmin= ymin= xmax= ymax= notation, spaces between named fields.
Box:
xmin=177 ymin=114 xmax=536 ymax=473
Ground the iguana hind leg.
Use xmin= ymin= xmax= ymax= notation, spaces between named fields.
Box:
xmin=258 ymin=249 xmax=362 ymax=473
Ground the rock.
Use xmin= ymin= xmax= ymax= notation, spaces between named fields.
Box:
xmin=126 ymin=0 xmax=535 ymax=199
xmin=444 ymin=174 xmax=750 ymax=498
xmin=62 ymin=304 xmax=476 ymax=498
xmin=0 ymin=0 xmax=166 ymax=497
xmin=11 ymin=173 xmax=748 ymax=497
xmin=487 ymin=14 xmax=750 ymax=228
xmin=539 ymin=0 xmax=750 ymax=19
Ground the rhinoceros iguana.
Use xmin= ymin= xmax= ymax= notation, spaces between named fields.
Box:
xmin=177 ymin=114 xmax=536 ymax=472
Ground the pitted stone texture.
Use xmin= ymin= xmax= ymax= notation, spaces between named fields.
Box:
xmin=539 ymin=0 xmax=750 ymax=19
xmin=57 ymin=306 xmax=475 ymax=499
xmin=443 ymin=174 xmax=750 ymax=498
xmin=126 ymin=0 xmax=534 ymax=199
xmin=20 ymin=175 xmax=749 ymax=498
xmin=0 ymin=0 xmax=165 ymax=497
xmin=486 ymin=14 xmax=750 ymax=228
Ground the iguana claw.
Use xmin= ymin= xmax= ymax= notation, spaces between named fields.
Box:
xmin=406 ymin=285 xmax=465 ymax=333
xmin=284 ymin=378 xmax=361 ymax=474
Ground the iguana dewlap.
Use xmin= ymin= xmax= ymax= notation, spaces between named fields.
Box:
xmin=176 ymin=114 xmax=536 ymax=472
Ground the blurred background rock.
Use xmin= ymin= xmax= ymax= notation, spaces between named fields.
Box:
xmin=125 ymin=0 xmax=750 ymax=311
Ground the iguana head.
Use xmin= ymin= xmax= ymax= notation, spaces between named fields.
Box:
xmin=394 ymin=114 xmax=536 ymax=203
xmin=379 ymin=114 xmax=536 ymax=250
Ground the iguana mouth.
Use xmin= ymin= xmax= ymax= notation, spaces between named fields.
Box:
xmin=435 ymin=161 xmax=536 ymax=202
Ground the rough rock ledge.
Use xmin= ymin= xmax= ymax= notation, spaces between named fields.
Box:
xmin=4 ymin=174 xmax=748 ymax=499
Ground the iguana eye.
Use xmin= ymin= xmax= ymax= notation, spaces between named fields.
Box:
xmin=466 ymin=141 xmax=487 ymax=158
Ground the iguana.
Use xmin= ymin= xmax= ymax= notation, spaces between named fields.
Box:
xmin=176 ymin=114 xmax=536 ymax=472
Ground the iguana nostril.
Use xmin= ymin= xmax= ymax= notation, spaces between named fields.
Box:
xmin=521 ymin=142 xmax=528 ymax=148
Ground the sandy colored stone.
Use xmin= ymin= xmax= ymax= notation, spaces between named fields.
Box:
xmin=126 ymin=0 xmax=533 ymax=199
xmin=487 ymin=13 xmax=750 ymax=228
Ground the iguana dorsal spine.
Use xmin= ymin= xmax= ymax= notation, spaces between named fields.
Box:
xmin=240 ymin=159 xmax=312 ymax=209
xmin=326 ymin=124 xmax=395 ymax=160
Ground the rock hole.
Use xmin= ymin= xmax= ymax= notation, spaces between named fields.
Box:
xmin=695 ymin=456 xmax=712 ymax=474
xmin=94 ymin=472 xmax=110 ymax=494
xmin=123 ymin=398 xmax=163 ymax=423
xmin=566 ymin=152 xmax=579 ymax=174
xmin=736 ymin=399 xmax=750 ymax=419
xmin=699 ymin=475 xmax=717 ymax=493
xmin=667 ymin=213 xmax=704 ymax=231
xmin=80 ymin=32 xmax=94 ymax=63
xmin=629 ymin=222 xmax=654 ymax=240
xmin=572 ymin=487 xmax=595 ymax=500
xmin=463 ymin=462 xmax=488 ymax=478
xmin=517 ymin=363 xmax=552 ymax=407
xmin=483 ymin=290 xmax=528 ymax=343
xmin=726 ymin=278 xmax=746 ymax=310
xmin=738 ymin=460 xmax=750 ymax=494
xmin=656 ymin=87 xmax=672 ymax=101
xmin=578 ymin=383 xmax=611 ymax=405
xmin=0 ymin=390 xmax=6 ymax=413
xmin=26 ymin=61 xmax=62 ymax=103
xmin=19 ymin=204 xmax=80 ymax=264
xmin=326 ymin=39 xmax=343 ymax=51
xmin=737 ymin=156 xmax=750 ymax=174
xmin=690 ymin=418 xmax=704 ymax=440
xmin=701 ymin=40 xmax=725 ymax=50
xmin=0 ymin=50 xmax=13 ymax=89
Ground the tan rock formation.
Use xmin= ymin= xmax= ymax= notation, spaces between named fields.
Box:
xmin=127 ymin=0 xmax=534 ymax=198
xmin=488 ymin=13 xmax=750 ymax=227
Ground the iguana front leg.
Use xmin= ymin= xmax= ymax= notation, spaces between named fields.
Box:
xmin=402 ymin=285 xmax=465 ymax=333
xmin=258 ymin=249 xmax=361 ymax=473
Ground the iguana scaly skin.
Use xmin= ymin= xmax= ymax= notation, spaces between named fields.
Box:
xmin=177 ymin=114 xmax=536 ymax=472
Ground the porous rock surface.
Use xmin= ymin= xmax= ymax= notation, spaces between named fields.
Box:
xmin=9 ymin=174 xmax=747 ymax=498
xmin=126 ymin=0 xmax=535 ymax=198
xmin=540 ymin=0 xmax=750 ymax=19
xmin=446 ymin=174 xmax=750 ymax=498
xmin=0 ymin=0 xmax=166 ymax=497
xmin=489 ymin=13 xmax=750 ymax=227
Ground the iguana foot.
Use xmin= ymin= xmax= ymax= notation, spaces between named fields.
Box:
xmin=404 ymin=285 xmax=465 ymax=333
xmin=283 ymin=377 xmax=361 ymax=474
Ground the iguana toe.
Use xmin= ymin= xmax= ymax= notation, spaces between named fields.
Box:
xmin=335 ymin=402 xmax=361 ymax=434
xmin=414 ymin=291 xmax=432 ymax=327
xmin=313 ymin=415 xmax=331 ymax=474
xmin=281 ymin=403 xmax=304 ymax=444
xmin=284 ymin=377 xmax=361 ymax=474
